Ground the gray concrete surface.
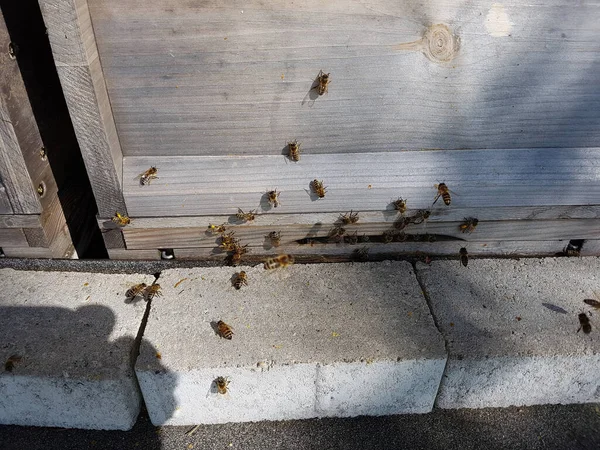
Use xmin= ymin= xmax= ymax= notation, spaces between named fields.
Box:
xmin=136 ymin=262 xmax=447 ymax=424
xmin=417 ymin=258 xmax=600 ymax=409
xmin=0 ymin=268 xmax=154 ymax=430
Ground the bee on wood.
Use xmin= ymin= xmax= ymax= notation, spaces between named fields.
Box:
xmin=264 ymin=254 xmax=295 ymax=270
xmin=139 ymin=166 xmax=158 ymax=186
xmin=311 ymin=179 xmax=327 ymax=199
xmin=267 ymin=231 xmax=281 ymax=247
xmin=359 ymin=234 xmax=370 ymax=243
xmin=220 ymin=232 xmax=239 ymax=251
xmin=328 ymin=225 xmax=346 ymax=243
xmin=216 ymin=320 xmax=234 ymax=339
xmin=459 ymin=247 xmax=469 ymax=267
xmin=563 ymin=243 xmax=581 ymax=257
xmin=233 ymin=271 xmax=248 ymax=290
xmin=144 ymin=284 xmax=162 ymax=301
xmin=231 ymin=243 xmax=249 ymax=266
xmin=394 ymin=216 xmax=411 ymax=230
xmin=382 ymin=230 xmax=395 ymax=243
xmin=433 ymin=183 xmax=452 ymax=206
xmin=427 ymin=234 xmax=437 ymax=243
xmin=112 ymin=212 xmax=131 ymax=227
xmin=215 ymin=376 xmax=230 ymax=395
xmin=208 ymin=223 xmax=227 ymax=234
xmin=410 ymin=210 xmax=431 ymax=225
xmin=288 ymin=140 xmax=301 ymax=162
xmin=315 ymin=70 xmax=331 ymax=95
xmin=267 ymin=189 xmax=281 ymax=208
xmin=339 ymin=210 xmax=359 ymax=225
xmin=236 ymin=208 xmax=256 ymax=222
xmin=396 ymin=231 xmax=408 ymax=242
xmin=345 ymin=231 xmax=359 ymax=245
xmin=352 ymin=247 xmax=369 ymax=261
xmin=4 ymin=354 xmax=22 ymax=372
xmin=125 ymin=283 xmax=147 ymax=300
xmin=459 ymin=217 xmax=479 ymax=233
xmin=392 ymin=198 xmax=407 ymax=214
xmin=578 ymin=312 xmax=592 ymax=334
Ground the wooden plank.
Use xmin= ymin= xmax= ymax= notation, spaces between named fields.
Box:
xmin=0 ymin=214 xmax=41 ymax=228
xmin=107 ymin=248 xmax=160 ymax=260
xmin=1 ymin=246 xmax=53 ymax=258
xmin=88 ymin=0 xmax=600 ymax=156
xmin=0 ymin=183 xmax=13 ymax=214
xmin=0 ymin=228 xmax=29 ymax=247
xmin=39 ymin=0 xmax=127 ymax=219
xmin=23 ymin=227 xmax=49 ymax=248
xmin=123 ymin=148 xmax=600 ymax=216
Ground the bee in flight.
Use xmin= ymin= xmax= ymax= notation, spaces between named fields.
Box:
xmin=315 ymin=70 xmax=331 ymax=95
xmin=392 ymin=198 xmax=407 ymax=215
xmin=433 ymin=182 xmax=452 ymax=206
xmin=216 ymin=320 xmax=234 ymax=340
xmin=236 ymin=208 xmax=256 ymax=222
xmin=214 ymin=376 xmax=230 ymax=395
xmin=233 ymin=271 xmax=248 ymax=290
xmin=578 ymin=312 xmax=592 ymax=334
xmin=144 ymin=284 xmax=162 ymax=301
xmin=311 ymin=179 xmax=327 ymax=198
xmin=459 ymin=247 xmax=469 ymax=267
xmin=267 ymin=231 xmax=281 ymax=247
xmin=459 ymin=217 xmax=479 ymax=233
xmin=288 ymin=140 xmax=301 ymax=162
xmin=112 ymin=212 xmax=131 ymax=227
xmin=267 ymin=189 xmax=281 ymax=208
xmin=339 ymin=210 xmax=359 ymax=225
xmin=125 ymin=283 xmax=147 ymax=300
xmin=264 ymin=254 xmax=295 ymax=270
xmin=139 ymin=166 xmax=158 ymax=186
xmin=207 ymin=223 xmax=227 ymax=234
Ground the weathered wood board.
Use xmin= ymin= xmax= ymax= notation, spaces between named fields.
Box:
xmin=88 ymin=0 xmax=600 ymax=156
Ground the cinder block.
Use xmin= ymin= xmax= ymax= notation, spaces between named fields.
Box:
xmin=417 ymin=258 xmax=600 ymax=409
xmin=0 ymin=269 xmax=153 ymax=430
xmin=136 ymin=261 xmax=447 ymax=425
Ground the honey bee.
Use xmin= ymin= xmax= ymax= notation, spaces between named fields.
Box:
xmin=144 ymin=284 xmax=162 ymax=301
xmin=220 ymin=232 xmax=239 ymax=251
xmin=578 ymin=312 xmax=592 ymax=334
xmin=459 ymin=247 xmax=469 ymax=267
xmin=214 ymin=376 xmax=230 ymax=395
xmin=267 ymin=189 xmax=281 ymax=208
xmin=311 ymin=179 xmax=327 ymax=198
xmin=125 ymin=283 xmax=147 ymax=300
xmin=236 ymin=208 xmax=256 ymax=222
xmin=217 ymin=320 xmax=234 ymax=340
xmin=393 ymin=216 xmax=411 ymax=230
xmin=315 ymin=70 xmax=331 ymax=95
xmin=231 ymin=243 xmax=249 ymax=266
xmin=382 ymin=230 xmax=395 ymax=243
xmin=352 ymin=247 xmax=369 ymax=261
xmin=267 ymin=231 xmax=281 ymax=247
xmin=344 ymin=231 xmax=359 ymax=245
xmin=139 ymin=166 xmax=158 ymax=186
xmin=264 ymin=254 xmax=295 ymax=270
xmin=112 ymin=212 xmax=131 ymax=227
xmin=392 ymin=198 xmax=407 ymax=214
xmin=208 ymin=223 xmax=227 ymax=234
xmin=410 ymin=210 xmax=431 ymax=225
xmin=396 ymin=231 xmax=408 ymax=242
xmin=459 ymin=217 xmax=479 ymax=233
xmin=233 ymin=271 xmax=248 ymax=290
xmin=339 ymin=210 xmax=359 ymax=225
xmin=563 ymin=243 xmax=581 ymax=257
xmin=328 ymin=225 xmax=346 ymax=238
xmin=4 ymin=354 xmax=22 ymax=372
xmin=433 ymin=183 xmax=452 ymax=206
xmin=288 ymin=140 xmax=301 ymax=162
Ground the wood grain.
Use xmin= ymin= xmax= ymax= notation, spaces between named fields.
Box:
xmin=0 ymin=228 xmax=29 ymax=247
xmin=123 ymin=148 xmax=600 ymax=216
xmin=0 ymin=214 xmax=41 ymax=228
xmin=0 ymin=183 xmax=13 ymax=214
xmin=1 ymin=246 xmax=53 ymax=258
xmin=88 ymin=0 xmax=600 ymax=156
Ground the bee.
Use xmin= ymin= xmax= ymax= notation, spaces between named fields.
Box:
xmin=345 ymin=231 xmax=359 ymax=245
xmin=459 ymin=217 xmax=479 ymax=233
xmin=578 ymin=312 xmax=592 ymax=334
xmin=208 ymin=223 xmax=227 ymax=234
xmin=396 ymin=231 xmax=408 ymax=242
xmin=433 ymin=183 xmax=452 ymax=206
xmin=215 ymin=376 xmax=230 ymax=395
xmin=459 ymin=247 xmax=469 ymax=267
xmin=339 ymin=210 xmax=359 ymax=225
xmin=220 ymin=232 xmax=239 ymax=251
xmin=112 ymin=212 xmax=131 ymax=227
xmin=231 ymin=243 xmax=249 ymax=266
xmin=125 ymin=283 xmax=147 ymax=300
xmin=427 ymin=234 xmax=437 ymax=242
xmin=410 ymin=210 xmax=431 ymax=225
xmin=4 ymin=354 xmax=22 ymax=372
xmin=288 ymin=140 xmax=301 ymax=162
xmin=352 ymin=247 xmax=369 ymax=261
xmin=394 ymin=216 xmax=411 ymax=230
xmin=233 ymin=271 xmax=248 ymax=290
xmin=264 ymin=254 xmax=295 ymax=270
xmin=267 ymin=189 xmax=280 ymax=208
xmin=563 ymin=243 xmax=581 ymax=257
xmin=216 ymin=320 xmax=234 ymax=340
xmin=139 ymin=166 xmax=158 ymax=186
xmin=328 ymin=225 xmax=346 ymax=238
xmin=311 ymin=179 xmax=327 ymax=199
xmin=315 ymin=70 xmax=331 ymax=95
xmin=144 ymin=284 xmax=162 ymax=301
xmin=382 ymin=230 xmax=395 ymax=243
xmin=236 ymin=208 xmax=256 ymax=222
xmin=267 ymin=231 xmax=281 ymax=247
xmin=359 ymin=234 xmax=370 ymax=243
xmin=392 ymin=198 xmax=407 ymax=214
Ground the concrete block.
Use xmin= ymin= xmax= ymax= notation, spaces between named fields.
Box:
xmin=417 ymin=258 xmax=600 ymax=409
xmin=136 ymin=261 xmax=446 ymax=425
xmin=0 ymin=268 xmax=153 ymax=430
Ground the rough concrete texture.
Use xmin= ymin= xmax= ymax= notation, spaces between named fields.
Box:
xmin=0 ymin=268 xmax=154 ymax=430
xmin=136 ymin=261 xmax=446 ymax=425
xmin=417 ymin=257 xmax=600 ymax=409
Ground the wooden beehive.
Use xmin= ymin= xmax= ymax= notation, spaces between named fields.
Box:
xmin=39 ymin=0 xmax=600 ymax=260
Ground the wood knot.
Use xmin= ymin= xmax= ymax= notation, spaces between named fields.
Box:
xmin=422 ymin=24 xmax=459 ymax=63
